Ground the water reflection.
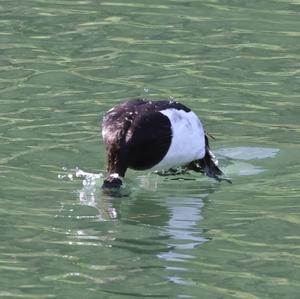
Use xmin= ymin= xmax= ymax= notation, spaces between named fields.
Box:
xmin=156 ymin=195 xmax=208 ymax=286
xmin=159 ymin=196 xmax=207 ymax=251
xmin=65 ymin=146 xmax=280 ymax=288
xmin=76 ymin=171 xmax=213 ymax=288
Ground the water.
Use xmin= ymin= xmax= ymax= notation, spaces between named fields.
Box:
xmin=1 ymin=0 xmax=300 ymax=298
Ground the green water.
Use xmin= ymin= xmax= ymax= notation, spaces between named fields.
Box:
xmin=1 ymin=0 xmax=300 ymax=298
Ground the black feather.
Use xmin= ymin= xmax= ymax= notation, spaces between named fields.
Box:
xmin=188 ymin=135 xmax=232 ymax=183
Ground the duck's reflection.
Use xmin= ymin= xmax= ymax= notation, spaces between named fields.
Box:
xmin=80 ymin=178 xmax=212 ymax=237
xmin=158 ymin=196 xmax=207 ymax=256
xmin=155 ymin=194 xmax=209 ymax=286
xmin=77 ymin=173 xmax=217 ymax=287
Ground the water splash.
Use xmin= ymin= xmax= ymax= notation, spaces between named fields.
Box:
xmin=58 ymin=167 xmax=104 ymax=208
xmin=58 ymin=167 xmax=103 ymax=183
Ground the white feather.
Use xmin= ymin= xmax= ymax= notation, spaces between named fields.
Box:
xmin=151 ymin=109 xmax=206 ymax=171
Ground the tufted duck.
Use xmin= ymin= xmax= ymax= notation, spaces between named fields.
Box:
xmin=102 ymin=98 xmax=228 ymax=188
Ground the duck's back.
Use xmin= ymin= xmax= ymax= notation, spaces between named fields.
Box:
xmin=103 ymin=99 xmax=180 ymax=144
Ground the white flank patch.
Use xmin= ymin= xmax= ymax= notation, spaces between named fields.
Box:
xmin=151 ymin=109 xmax=206 ymax=171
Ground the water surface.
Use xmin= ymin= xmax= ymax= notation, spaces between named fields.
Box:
xmin=1 ymin=0 xmax=300 ymax=298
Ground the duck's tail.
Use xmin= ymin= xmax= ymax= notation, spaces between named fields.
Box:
xmin=198 ymin=148 xmax=224 ymax=182
xmin=188 ymin=135 xmax=232 ymax=183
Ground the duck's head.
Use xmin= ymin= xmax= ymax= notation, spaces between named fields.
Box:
xmin=102 ymin=173 xmax=123 ymax=189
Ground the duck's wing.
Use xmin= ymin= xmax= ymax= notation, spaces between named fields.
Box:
xmin=124 ymin=111 xmax=172 ymax=170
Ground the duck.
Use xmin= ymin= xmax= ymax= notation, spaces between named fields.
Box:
xmin=101 ymin=98 xmax=228 ymax=188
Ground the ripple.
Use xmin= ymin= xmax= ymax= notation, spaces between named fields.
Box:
xmin=217 ymin=147 xmax=279 ymax=160
xmin=1 ymin=0 xmax=300 ymax=298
